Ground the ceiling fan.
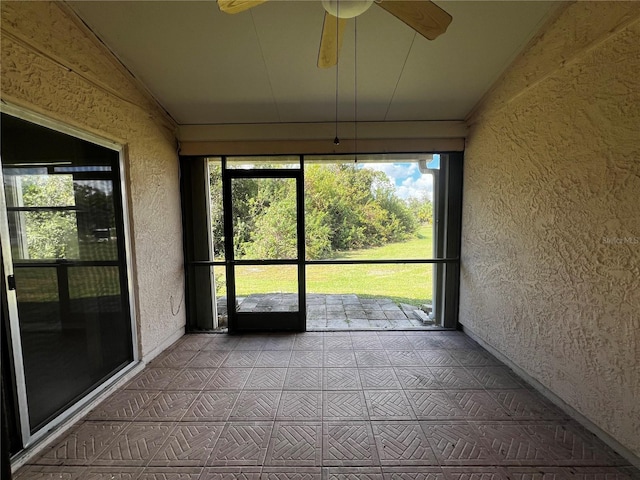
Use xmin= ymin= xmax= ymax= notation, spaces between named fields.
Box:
xmin=217 ymin=0 xmax=452 ymax=68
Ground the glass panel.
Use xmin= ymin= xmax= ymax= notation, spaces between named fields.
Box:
xmin=231 ymin=177 xmax=298 ymax=260
xmin=208 ymin=159 xmax=225 ymax=261
xmin=1 ymin=113 xmax=132 ymax=432
xmin=306 ymin=264 xmax=436 ymax=329
xmin=304 ymin=155 xmax=437 ymax=261
xmin=226 ymin=156 xmax=300 ymax=169
xmin=213 ymin=266 xmax=228 ymax=327
xmin=235 ymin=265 xmax=298 ymax=312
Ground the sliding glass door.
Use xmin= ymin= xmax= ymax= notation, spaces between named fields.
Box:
xmin=1 ymin=112 xmax=135 ymax=446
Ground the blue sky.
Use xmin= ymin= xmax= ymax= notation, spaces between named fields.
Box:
xmin=362 ymin=155 xmax=438 ymax=201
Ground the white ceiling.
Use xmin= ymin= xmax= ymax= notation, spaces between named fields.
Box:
xmin=69 ymin=1 xmax=558 ymax=126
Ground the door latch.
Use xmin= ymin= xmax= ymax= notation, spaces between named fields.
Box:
xmin=7 ymin=274 xmax=16 ymax=291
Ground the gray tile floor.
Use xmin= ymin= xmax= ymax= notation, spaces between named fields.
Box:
xmin=222 ymin=294 xmax=437 ymax=330
xmin=16 ymin=331 xmax=638 ymax=479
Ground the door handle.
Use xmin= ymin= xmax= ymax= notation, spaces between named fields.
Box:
xmin=7 ymin=274 xmax=16 ymax=291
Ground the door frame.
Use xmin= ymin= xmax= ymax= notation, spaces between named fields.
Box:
xmin=0 ymin=103 xmax=140 ymax=451
xmin=222 ymin=162 xmax=306 ymax=333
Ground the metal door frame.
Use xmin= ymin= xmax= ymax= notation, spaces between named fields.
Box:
xmin=222 ymin=159 xmax=306 ymax=333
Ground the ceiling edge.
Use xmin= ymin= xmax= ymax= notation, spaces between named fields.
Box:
xmin=178 ymin=121 xmax=468 ymax=142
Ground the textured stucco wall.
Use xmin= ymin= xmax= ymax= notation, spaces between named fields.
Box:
xmin=461 ymin=2 xmax=640 ymax=459
xmin=1 ymin=1 xmax=185 ymax=358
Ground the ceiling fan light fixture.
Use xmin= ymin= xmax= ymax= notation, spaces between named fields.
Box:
xmin=321 ymin=0 xmax=374 ymax=19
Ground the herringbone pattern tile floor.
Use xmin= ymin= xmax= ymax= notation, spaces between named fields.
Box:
xmin=15 ymin=331 xmax=639 ymax=479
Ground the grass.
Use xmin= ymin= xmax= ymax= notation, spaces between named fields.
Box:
xmin=228 ymin=224 xmax=435 ymax=306
xmin=16 ymin=226 xmax=435 ymax=308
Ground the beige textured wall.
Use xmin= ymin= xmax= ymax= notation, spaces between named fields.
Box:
xmin=461 ymin=2 xmax=640 ymax=458
xmin=1 ymin=1 xmax=185 ymax=358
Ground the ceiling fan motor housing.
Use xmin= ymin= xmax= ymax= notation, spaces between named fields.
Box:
xmin=321 ymin=0 xmax=375 ymax=19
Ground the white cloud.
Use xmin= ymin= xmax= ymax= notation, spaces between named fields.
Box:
xmin=361 ymin=162 xmax=433 ymax=201
xmin=397 ymin=174 xmax=434 ymax=201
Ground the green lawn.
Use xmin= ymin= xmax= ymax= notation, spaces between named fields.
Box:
xmin=228 ymin=224 xmax=435 ymax=306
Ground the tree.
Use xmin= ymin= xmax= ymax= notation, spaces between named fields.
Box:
xmin=19 ymin=174 xmax=79 ymax=259
xmin=209 ymin=162 xmax=423 ymax=261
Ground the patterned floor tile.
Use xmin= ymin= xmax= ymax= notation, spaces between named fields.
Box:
xmin=448 ymin=350 xmax=500 ymax=366
xmin=233 ymin=338 xmax=267 ymax=351
xmin=245 ymin=368 xmax=287 ymax=389
xmin=137 ymin=466 xmax=202 ymax=479
xmin=324 ymin=336 xmax=354 ymax=350
xmin=430 ymin=368 xmax=483 ymax=389
xmin=324 ymin=368 xmax=362 ymax=390
xmin=421 ymin=422 xmax=497 ymax=465
xmin=87 ymin=390 xmax=156 ymax=421
xmin=265 ymin=422 xmax=322 ymax=466
xmin=395 ymin=367 xmax=440 ymax=390
xmin=206 ymin=368 xmax=252 ymax=390
xmin=475 ymin=423 xmax=556 ymax=465
xmin=448 ymin=391 xmax=510 ymax=419
xmin=352 ymin=337 xmax=385 ymax=350
xmin=126 ymin=369 xmax=180 ymax=390
xmin=206 ymin=336 xmax=241 ymax=351
xmin=277 ymin=391 xmax=322 ymax=420
xmin=355 ymin=350 xmax=391 ymax=367
xmin=149 ymin=423 xmax=224 ymax=466
xmin=281 ymin=367 xmax=321 ymax=390
xmin=382 ymin=466 xmax=446 ymax=480
xmin=189 ymin=351 xmax=231 ymax=368
xmin=324 ymin=351 xmax=358 ymax=367
xmin=293 ymin=335 xmax=324 ymax=351
xmin=441 ymin=467 xmax=511 ymax=480
xmin=522 ymin=423 xmax=627 ymax=465
xmin=13 ymin=465 xmax=86 ymax=479
xmin=406 ymin=391 xmax=464 ymax=419
xmin=323 ymin=422 xmax=380 ymax=466
xmin=418 ymin=350 xmax=460 ymax=367
xmin=137 ymin=392 xmax=198 ymax=421
xmin=182 ymin=391 xmax=239 ymax=421
xmin=263 ymin=336 xmax=296 ymax=351
xmin=408 ymin=336 xmax=444 ymax=350
xmin=465 ymin=367 xmax=523 ymax=389
xmin=379 ymin=336 xmax=413 ymax=351
xmin=324 ymin=467 xmax=384 ymax=479
xmin=359 ymin=368 xmax=401 ymax=389
xmin=95 ymin=423 xmax=173 ymax=465
xmin=200 ymin=466 xmax=262 ymax=479
xmin=386 ymin=351 xmax=425 ymax=366
xmin=223 ymin=351 xmax=261 ymax=368
xmin=364 ymin=391 xmax=416 ymax=420
xmin=77 ymin=466 xmax=144 ymax=479
xmin=209 ymin=423 xmax=273 ymax=466
xmin=150 ymin=350 xmax=198 ymax=369
xmin=15 ymin=331 xmax=636 ymax=478
xmin=489 ymin=390 xmax=567 ymax=420
xmin=323 ymin=391 xmax=369 ymax=420
xmin=166 ymin=369 xmax=215 ymax=391
xmin=371 ymin=422 xmax=437 ymax=465
xmin=229 ymin=391 xmax=281 ymax=420
xmin=177 ymin=335 xmax=213 ymax=350
xmin=289 ymin=351 xmax=323 ymax=367
xmin=35 ymin=422 xmax=126 ymax=465
xmin=262 ymin=466 xmax=322 ymax=479
xmin=506 ymin=467 xmax=580 ymax=480
xmin=438 ymin=337 xmax=479 ymax=350
xmin=256 ymin=351 xmax=292 ymax=367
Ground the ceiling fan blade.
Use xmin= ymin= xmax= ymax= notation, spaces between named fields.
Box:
xmin=318 ymin=12 xmax=347 ymax=69
xmin=377 ymin=0 xmax=452 ymax=40
xmin=217 ymin=0 xmax=268 ymax=14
